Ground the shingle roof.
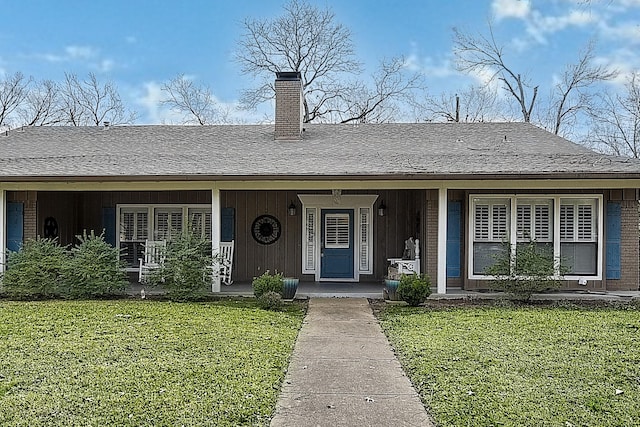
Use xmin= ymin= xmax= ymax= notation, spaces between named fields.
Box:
xmin=1 ymin=122 xmax=639 ymax=181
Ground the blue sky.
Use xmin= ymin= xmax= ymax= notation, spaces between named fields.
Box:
xmin=1 ymin=0 xmax=639 ymax=124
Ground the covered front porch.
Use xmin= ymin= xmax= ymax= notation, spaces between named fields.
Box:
xmin=1 ymin=182 xmax=451 ymax=293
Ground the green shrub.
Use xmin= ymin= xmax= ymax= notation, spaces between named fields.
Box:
xmin=258 ymin=291 xmax=283 ymax=310
xmin=397 ymin=273 xmax=432 ymax=306
xmin=485 ymin=240 xmax=565 ymax=301
xmin=62 ymin=231 xmax=128 ymax=298
xmin=149 ymin=230 xmax=213 ymax=301
xmin=1 ymin=238 xmax=68 ymax=299
xmin=252 ymin=271 xmax=284 ymax=298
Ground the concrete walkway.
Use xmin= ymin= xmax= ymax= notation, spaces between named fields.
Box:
xmin=270 ymin=298 xmax=434 ymax=427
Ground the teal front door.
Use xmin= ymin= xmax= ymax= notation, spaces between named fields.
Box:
xmin=320 ymin=209 xmax=354 ymax=279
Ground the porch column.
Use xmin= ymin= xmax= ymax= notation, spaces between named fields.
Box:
xmin=0 ymin=189 xmax=5 ymax=273
xmin=211 ymin=187 xmax=221 ymax=292
xmin=437 ymin=187 xmax=447 ymax=294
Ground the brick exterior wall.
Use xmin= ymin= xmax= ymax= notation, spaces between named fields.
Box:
xmin=609 ymin=199 xmax=639 ymax=291
xmin=7 ymin=191 xmax=37 ymax=240
xmin=426 ymin=198 xmax=439 ymax=283
xmin=274 ymin=77 xmax=303 ymax=140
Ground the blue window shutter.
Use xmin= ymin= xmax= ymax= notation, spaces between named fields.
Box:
xmin=102 ymin=207 xmax=116 ymax=247
xmin=7 ymin=202 xmax=24 ymax=252
xmin=606 ymin=202 xmax=621 ymax=280
xmin=447 ymin=201 xmax=462 ymax=278
xmin=221 ymin=208 xmax=235 ymax=242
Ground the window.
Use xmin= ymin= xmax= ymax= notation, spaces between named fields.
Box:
xmin=359 ymin=208 xmax=370 ymax=271
xmin=324 ymin=213 xmax=350 ymax=248
xmin=189 ymin=208 xmax=212 ymax=239
xmin=472 ymin=198 xmax=509 ymax=275
xmin=119 ymin=208 xmax=149 ymax=267
xmin=560 ymin=199 xmax=598 ymax=275
xmin=117 ymin=204 xmax=211 ymax=268
xmin=470 ymin=195 xmax=602 ymax=279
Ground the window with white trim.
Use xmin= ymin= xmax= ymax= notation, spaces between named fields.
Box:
xmin=472 ymin=198 xmax=510 ymax=275
xmin=359 ymin=208 xmax=370 ymax=271
xmin=117 ymin=204 xmax=211 ymax=268
xmin=470 ymin=195 xmax=601 ymax=278
xmin=560 ymin=198 xmax=598 ymax=275
xmin=119 ymin=208 xmax=149 ymax=267
xmin=188 ymin=208 xmax=212 ymax=239
xmin=304 ymin=208 xmax=316 ymax=272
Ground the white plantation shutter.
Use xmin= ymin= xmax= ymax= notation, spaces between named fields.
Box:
xmin=535 ymin=204 xmax=551 ymax=241
xmin=136 ymin=212 xmax=148 ymax=239
xmin=560 ymin=204 xmax=575 ymax=241
xmin=190 ymin=211 xmax=204 ymax=236
xmin=577 ymin=204 xmax=595 ymax=241
xmin=492 ymin=205 xmax=507 ymax=240
xmin=304 ymin=208 xmax=316 ymax=271
xmin=516 ymin=204 xmax=531 ymax=240
xmin=359 ymin=208 xmax=370 ymax=271
xmin=121 ymin=212 xmax=134 ymax=240
xmin=155 ymin=209 xmax=183 ymax=240
xmin=325 ymin=214 xmax=350 ymax=248
xmin=204 ymin=212 xmax=212 ymax=238
xmin=156 ymin=212 xmax=169 ymax=240
xmin=475 ymin=205 xmax=489 ymax=240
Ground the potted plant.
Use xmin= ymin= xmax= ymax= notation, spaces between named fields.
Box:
xmin=397 ymin=273 xmax=432 ymax=306
xmin=281 ymin=276 xmax=299 ymax=300
xmin=384 ymin=265 xmax=402 ymax=301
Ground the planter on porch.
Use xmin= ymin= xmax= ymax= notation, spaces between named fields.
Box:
xmin=384 ymin=279 xmax=401 ymax=301
xmin=282 ymin=278 xmax=299 ymax=300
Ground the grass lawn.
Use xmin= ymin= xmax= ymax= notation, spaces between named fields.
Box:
xmin=0 ymin=299 xmax=305 ymax=426
xmin=378 ymin=303 xmax=640 ymax=426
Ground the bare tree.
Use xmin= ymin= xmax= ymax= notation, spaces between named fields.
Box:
xmin=236 ymin=0 xmax=361 ymax=122
xmin=545 ymin=42 xmax=617 ymax=136
xmin=325 ymin=57 xmax=425 ymax=124
xmin=0 ymin=72 xmax=31 ymax=128
xmin=18 ymin=79 xmax=64 ymax=126
xmin=425 ymin=84 xmax=504 ymax=123
xmin=589 ymin=71 xmax=640 ymax=158
xmin=161 ymin=74 xmax=229 ymax=125
xmin=453 ymin=23 xmax=538 ymax=122
xmin=59 ymin=72 xmax=137 ymax=126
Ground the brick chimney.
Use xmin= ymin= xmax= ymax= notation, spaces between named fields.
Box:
xmin=275 ymin=71 xmax=303 ymax=140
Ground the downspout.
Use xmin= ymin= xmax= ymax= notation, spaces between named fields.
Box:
xmin=437 ymin=187 xmax=448 ymax=294
xmin=211 ymin=186 xmax=221 ymax=292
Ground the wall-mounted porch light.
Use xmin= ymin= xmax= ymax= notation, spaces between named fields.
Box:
xmin=378 ymin=200 xmax=387 ymax=217
xmin=288 ymin=200 xmax=297 ymax=216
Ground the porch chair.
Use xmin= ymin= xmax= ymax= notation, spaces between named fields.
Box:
xmin=218 ymin=240 xmax=234 ymax=286
xmin=138 ymin=239 xmax=167 ymax=283
xmin=387 ymin=237 xmax=421 ymax=277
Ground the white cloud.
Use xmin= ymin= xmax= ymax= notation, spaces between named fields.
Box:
xmin=404 ymin=53 xmax=458 ymax=78
xmin=34 ymin=44 xmax=118 ymax=74
xmin=596 ymin=48 xmax=640 ymax=86
xmin=526 ymin=9 xmax=596 ymax=43
xmin=94 ymin=59 xmax=115 ymax=73
xmin=598 ymin=20 xmax=640 ymax=44
xmin=492 ymin=0 xmax=530 ymax=20
xmin=65 ymin=45 xmax=96 ymax=60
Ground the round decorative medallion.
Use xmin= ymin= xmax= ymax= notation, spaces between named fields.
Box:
xmin=251 ymin=214 xmax=282 ymax=245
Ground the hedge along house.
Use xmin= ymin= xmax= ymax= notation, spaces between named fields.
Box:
xmin=1 ymin=71 xmax=640 ymax=294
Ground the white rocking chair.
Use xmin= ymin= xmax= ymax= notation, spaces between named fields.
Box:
xmin=218 ymin=240 xmax=234 ymax=286
xmin=138 ymin=240 xmax=166 ymax=283
xmin=387 ymin=237 xmax=421 ymax=277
